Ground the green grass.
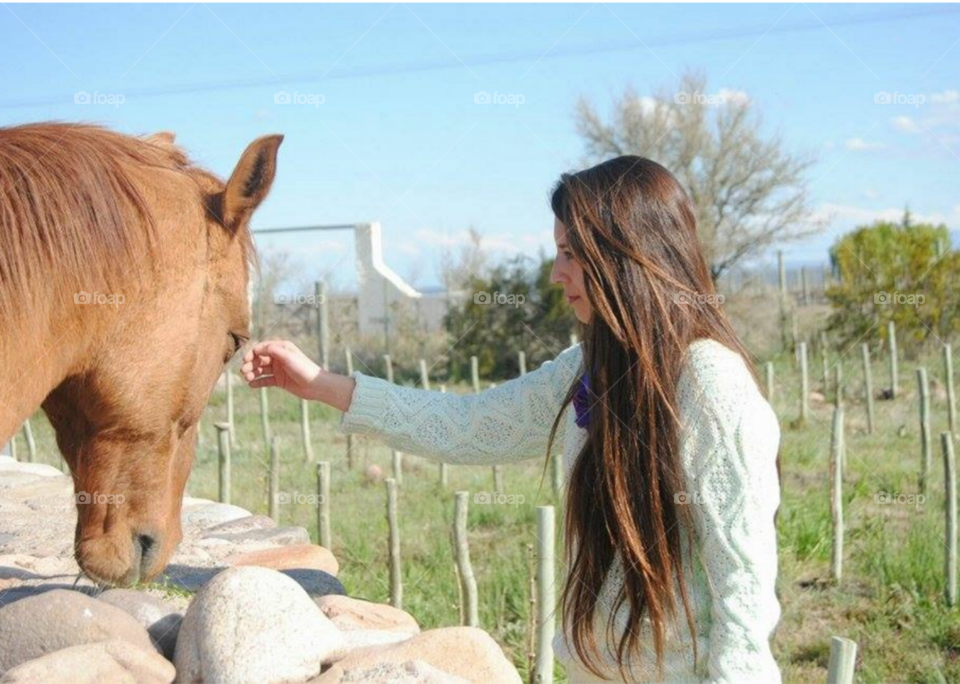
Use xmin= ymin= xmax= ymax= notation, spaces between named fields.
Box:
xmin=13 ymin=345 xmax=960 ymax=683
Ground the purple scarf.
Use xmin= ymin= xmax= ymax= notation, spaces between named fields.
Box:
xmin=573 ymin=371 xmax=592 ymax=429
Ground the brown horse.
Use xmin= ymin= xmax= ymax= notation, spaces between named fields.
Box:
xmin=0 ymin=123 xmax=281 ymax=586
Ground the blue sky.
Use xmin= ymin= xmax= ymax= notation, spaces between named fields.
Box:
xmin=2 ymin=3 xmax=958 ymax=291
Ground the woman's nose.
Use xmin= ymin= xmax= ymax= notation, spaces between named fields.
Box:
xmin=550 ymin=261 xmax=564 ymax=284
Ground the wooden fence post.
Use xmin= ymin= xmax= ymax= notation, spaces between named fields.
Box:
xmin=830 ymin=408 xmax=845 ymax=583
xmin=439 ymin=386 xmax=448 ymax=487
xmin=919 ymin=368 xmax=932 ymax=494
xmin=943 ymin=432 xmax=957 ymax=607
xmin=215 ymin=422 xmax=231 ymax=505
xmin=861 ymin=344 xmax=875 ymax=434
xmin=300 ymin=398 xmax=313 ymax=462
xmin=386 ymin=477 xmax=402 ymax=609
xmin=835 ymin=363 xmax=843 ymax=409
xmin=22 ymin=419 xmax=36 ymax=463
xmin=346 ymin=348 xmax=356 ymax=470
xmin=316 ymin=280 xmax=329 ymax=371
xmin=384 ymin=354 xmax=394 ymax=384
xmin=819 ymin=330 xmax=829 ymax=389
xmin=945 ymin=344 xmax=957 ymax=435
xmin=269 ymin=436 xmax=280 ymax=523
xmin=259 ymin=387 xmax=271 ymax=446
xmin=765 ymin=361 xmax=775 ymax=402
xmin=888 ymin=321 xmax=899 ymax=399
xmin=454 ymin=492 xmax=478 ymax=627
xmin=518 ymin=350 xmax=527 ymax=376
xmin=470 ymin=356 xmax=480 ymax=394
xmin=392 ymin=450 xmax=403 ymax=486
xmin=798 ymin=341 xmax=809 ymax=425
xmin=317 ymin=461 xmax=331 ymax=548
xmin=534 ymin=506 xmax=556 ymax=683
xmin=225 ymin=369 xmax=236 ymax=448
xmin=778 ymin=250 xmax=789 ymax=351
xmin=826 ymin=637 xmax=857 ymax=684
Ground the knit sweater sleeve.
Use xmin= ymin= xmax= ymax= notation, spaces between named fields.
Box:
xmin=338 ymin=344 xmax=583 ymax=465
xmin=678 ymin=342 xmax=782 ymax=684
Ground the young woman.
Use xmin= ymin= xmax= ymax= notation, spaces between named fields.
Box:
xmin=241 ymin=156 xmax=782 ymax=683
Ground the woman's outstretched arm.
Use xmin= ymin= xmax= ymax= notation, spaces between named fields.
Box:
xmin=243 ymin=340 xmax=583 ymax=466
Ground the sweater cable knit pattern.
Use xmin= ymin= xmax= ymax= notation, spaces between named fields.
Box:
xmin=339 ymin=339 xmax=781 ymax=683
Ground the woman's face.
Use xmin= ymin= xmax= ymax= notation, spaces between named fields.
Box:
xmin=551 ymin=218 xmax=592 ymax=324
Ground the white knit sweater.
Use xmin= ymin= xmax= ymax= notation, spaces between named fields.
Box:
xmin=339 ymin=339 xmax=782 ymax=683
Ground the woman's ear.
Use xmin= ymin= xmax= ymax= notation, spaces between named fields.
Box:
xmin=221 ymin=134 xmax=284 ymax=229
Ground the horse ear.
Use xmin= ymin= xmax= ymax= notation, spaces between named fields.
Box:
xmin=144 ymin=131 xmax=177 ymax=146
xmin=222 ymin=134 xmax=284 ymax=229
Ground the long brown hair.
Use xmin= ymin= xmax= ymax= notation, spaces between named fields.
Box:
xmin=546 ymin=156 xmax=759 ymax=680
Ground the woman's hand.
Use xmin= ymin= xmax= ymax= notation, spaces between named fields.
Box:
xmin=241 ymin=340 xmax=356 ymax=411
xmin=241 ymin=340 xmax=322 ymax=400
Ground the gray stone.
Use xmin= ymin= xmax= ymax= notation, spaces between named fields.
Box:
xmin=180 ymin=502 xmax=252 ymax=529
xmin=98 ymin=589 xmax=183 ymax=661
xmin=203 ymin=514 xmax=277 ymax=536
xmin=0 ymin=638 xmax=175 ymax=684
xmin=0 ymin=589 xmax=156 ymax=676
xmin=174 ymin=566 xmax=344 ymax=684
xmin=281 ymin=568 xmax=346 ymax=598
xmin=205 ymin=525 xmax=310 ymax=546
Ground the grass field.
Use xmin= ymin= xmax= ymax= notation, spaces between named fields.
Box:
xmin=12 ymin=339 xmax=960 ymax=683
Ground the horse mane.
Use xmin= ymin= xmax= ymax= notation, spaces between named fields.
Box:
xmin=0 ymin=122 xmax=255 ymax=327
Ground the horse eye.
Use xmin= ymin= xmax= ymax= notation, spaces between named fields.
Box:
xmin=228 ymin=332 xmax=247 ymax=357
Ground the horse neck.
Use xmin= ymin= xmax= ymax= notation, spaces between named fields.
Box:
xmin=0 ymin=317 xmax=78 ymax=442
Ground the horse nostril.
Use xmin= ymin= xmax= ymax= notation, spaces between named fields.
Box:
xmin=137 ymin=534 xmax=156 ymax=558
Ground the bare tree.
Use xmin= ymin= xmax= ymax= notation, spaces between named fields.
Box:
xmin=438 ymin=226 xmax=488 ymax=293
xmin=576 ymin=70 xmax=824 ymax=281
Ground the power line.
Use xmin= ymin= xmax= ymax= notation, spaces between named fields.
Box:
xmin=2 ymin=5 xmax=956 ymax=111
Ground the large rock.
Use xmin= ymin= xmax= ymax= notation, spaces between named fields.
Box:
xmin=205 ymin=525 xmax=311 ymax=546
xmin=181 ymin=502 xmax=252 ymax=529
xmin=202 ymin=514 xmax=276 ymax=536
xmin=316 ymin=595 xmax=419 ymax=634
xmin=174 ymin=566 xmax=345 ymax=684
xmin=0 ymin=639 xmax=174 ymax=684
xmin=313 ymin=659 xmax=469 ymax=684
xmin=0 ymin=589 xmax=155 ymax=676
xmin=280 ymin=569 xmax=346 ymax=598
xmin=98 ymin=589 xmax=183 ymax=660
xmin=329 ymin=627 xmax=521 ymax=684
xmin=229 ymin=544 xmax=339 ymax=576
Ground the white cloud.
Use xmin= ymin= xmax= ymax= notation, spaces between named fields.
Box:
xmin=718 ymin=88 xmax=750 ymax=106
xmin=931 ymin=89 xmax=960 ymax=104
xmin=863 ymin=189 xmax=880 ymax=200
xmin=891 ymin=116 xmax=920 ymax=133
xmin=814 ymin=203 xmax=959 ymax=231
xmin=845 ymin=138 xmax=885 ymax=151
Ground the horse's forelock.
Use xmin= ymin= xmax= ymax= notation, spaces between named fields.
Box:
xmin=0 ymin=123 xmax=253 ymax=327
